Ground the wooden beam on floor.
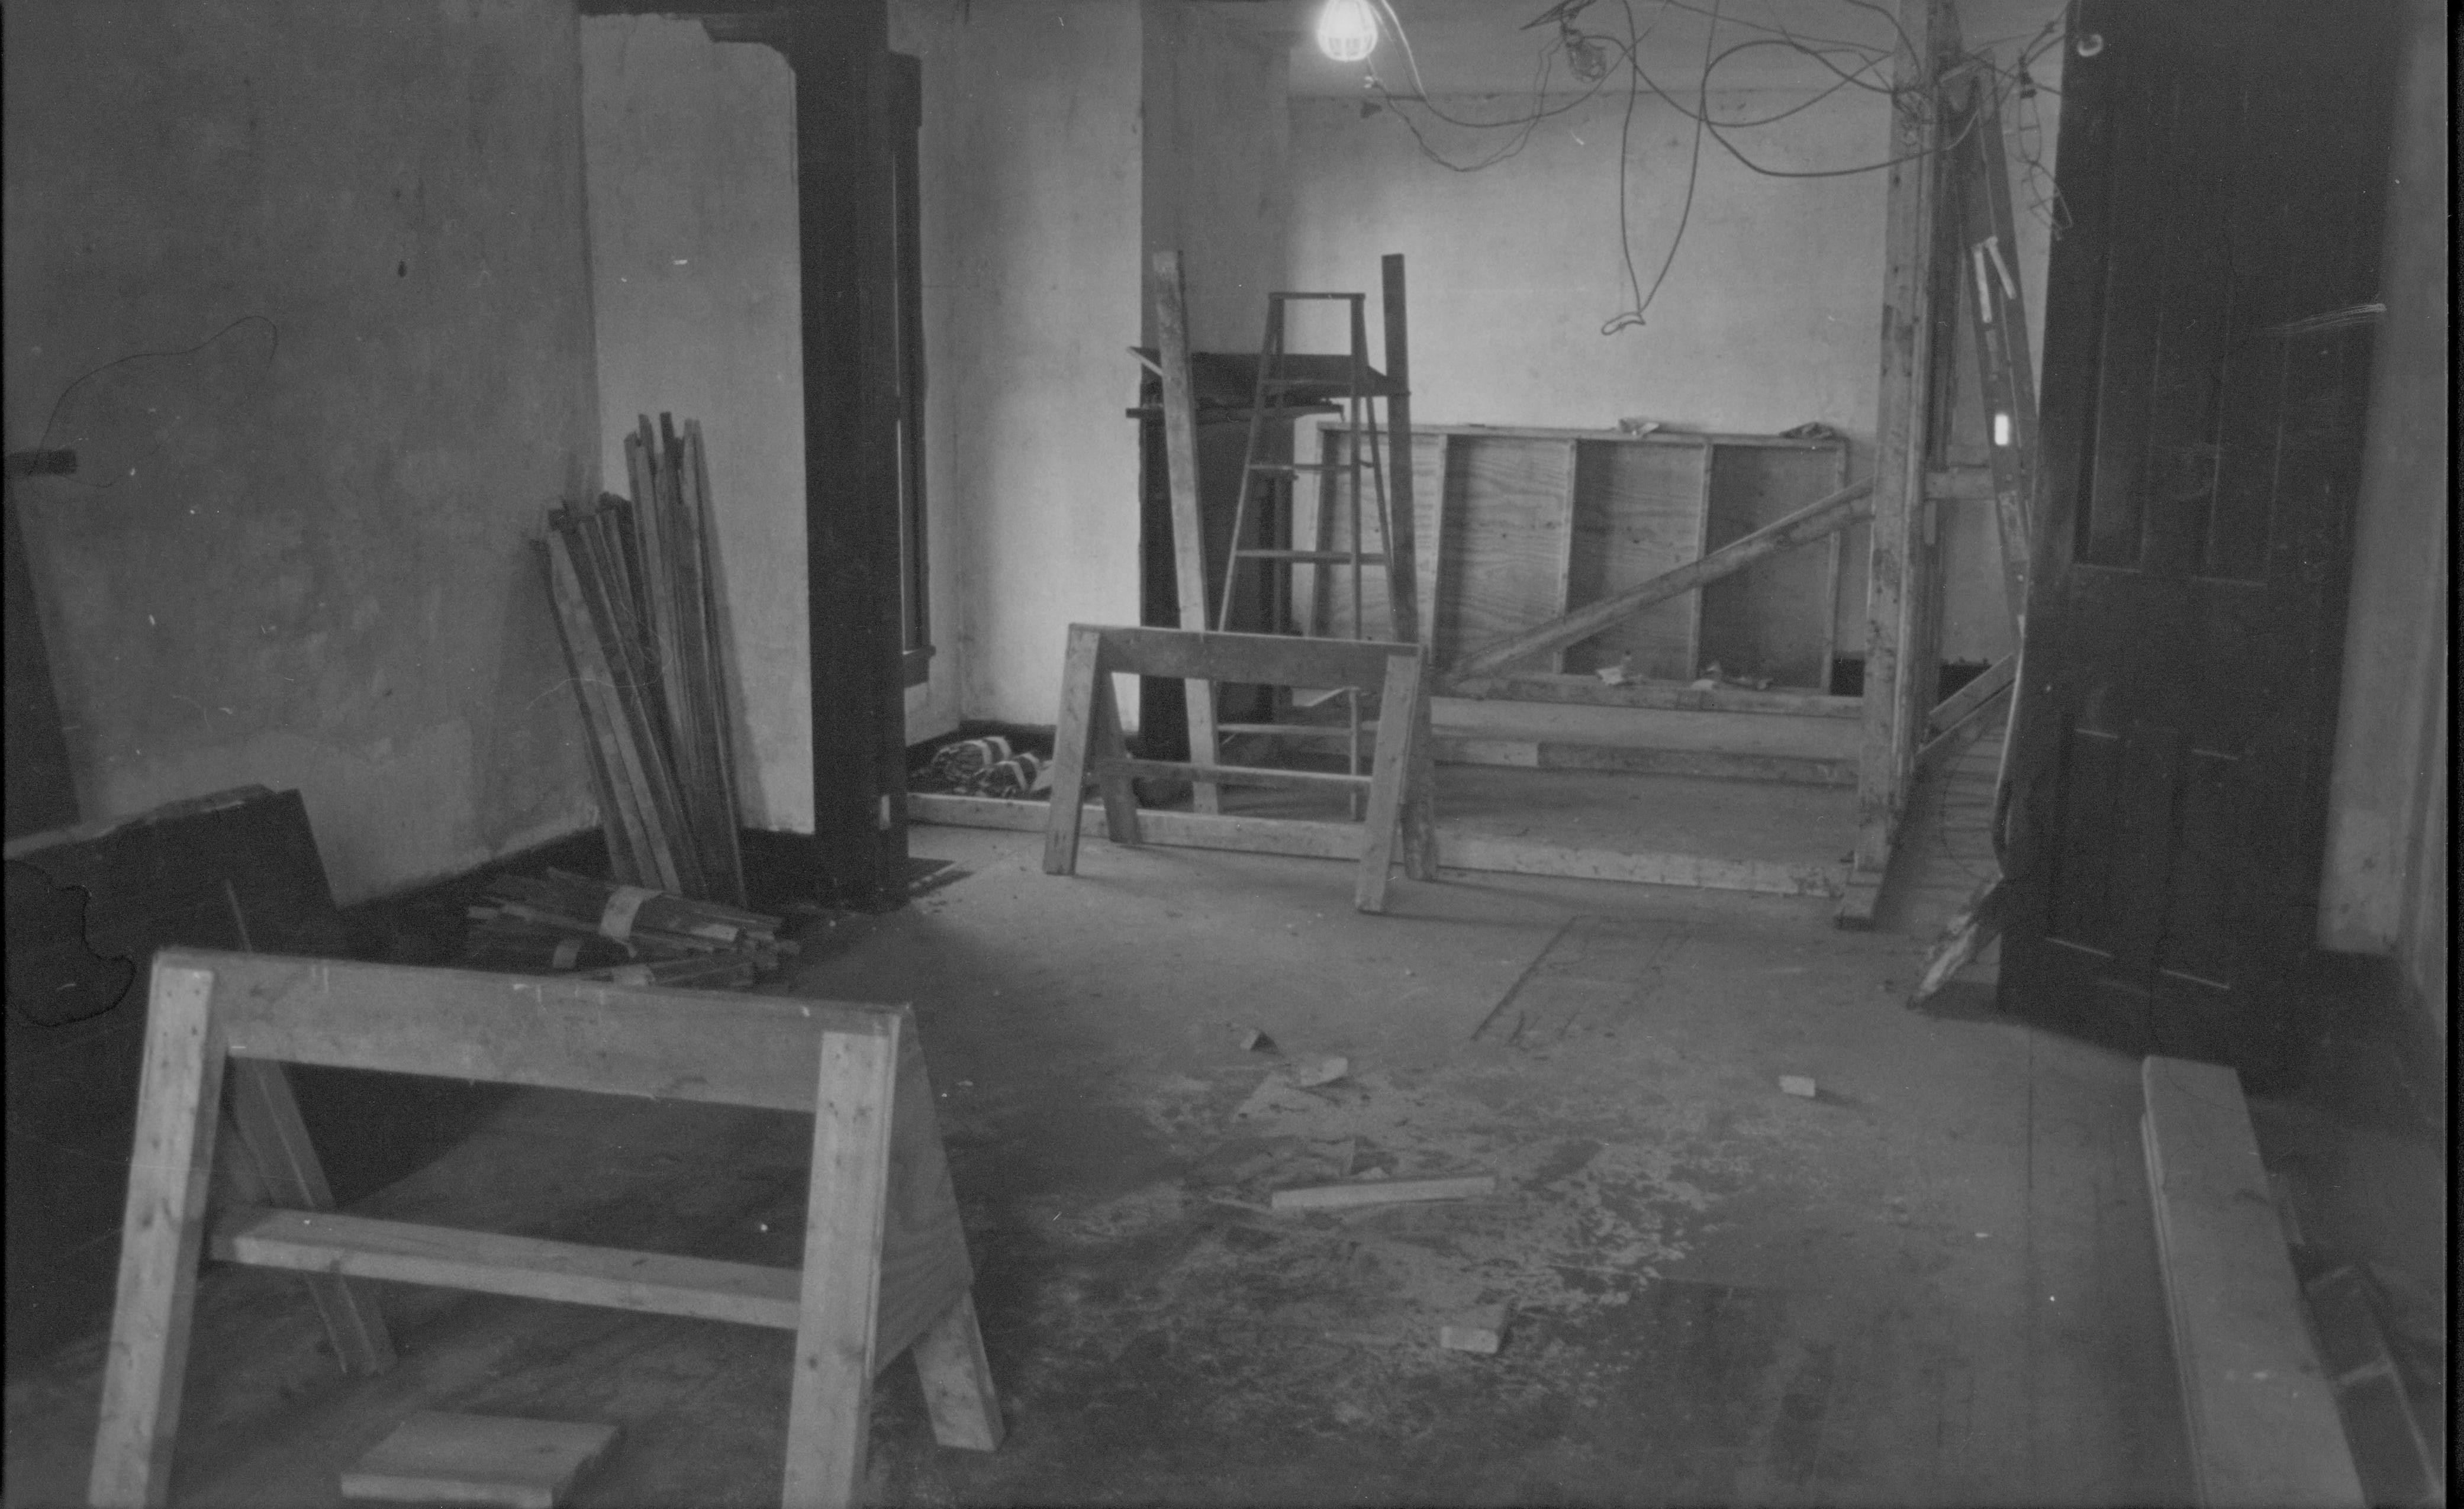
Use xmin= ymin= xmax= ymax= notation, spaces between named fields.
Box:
xmin=793 ymin=2 xmax=910 ymax=910
xmin=1844 ymin=0 xmax=1951 ymax=930
xmin=913 ymin=794 xmax=1846 ymax=898
xmin=2141 ymin=1057 xmax=2364 ymax=1508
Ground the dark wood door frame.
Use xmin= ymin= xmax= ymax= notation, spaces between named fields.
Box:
xmin=584 ymin=1 xmax=911 ymax=910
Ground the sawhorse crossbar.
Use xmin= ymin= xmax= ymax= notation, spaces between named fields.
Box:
xmin=89 ymin=949 xmax=1000 ymax=1509
xmin=1042 ymin=625 xmax=1427 ymax=913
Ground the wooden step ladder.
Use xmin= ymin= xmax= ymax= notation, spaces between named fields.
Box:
xmin=1218 ymin=288 xmax=1398 ymax=815
xmin=1148 ymin=253 xmax=1436 ymax=879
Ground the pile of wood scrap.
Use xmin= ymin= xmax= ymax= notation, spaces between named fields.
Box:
xmin=540 ymin=414 xmax=745 ymax=904
xmin=461 ymin=869 xmax=791 ymax=989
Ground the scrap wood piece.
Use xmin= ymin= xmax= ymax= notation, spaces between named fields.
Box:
xmin=1911 ymin=873 xmax=2002 ymax=1004
xmin=1438 ymin=1305 xmax=1509 ymax=1355
xmin=1269 ymin=1174 xmax=1496 ymax=1211
xmin=341 ymin=1412 xmax=618 ymax=1509
xmin=2141 ymin=1056 xmax=2365 ymax=1509
xmin=1447 ymin=477 xmax=1874 ymax=682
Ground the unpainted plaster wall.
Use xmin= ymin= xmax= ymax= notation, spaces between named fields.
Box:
xmin=902 ymin=0 xmax=1146 ymax=730
xmin=579 ymin=17 xmax=835 ymax=833
xmin=1143 ymin=2 xmax=1291 ymax=352
xmin=2317 ymin=0 xmax=2448 ymax=1020
xmin=2 ymin=0 xmax=600 ymax=904
xmin=1286 ymin=74 xmax=2062 ymax=666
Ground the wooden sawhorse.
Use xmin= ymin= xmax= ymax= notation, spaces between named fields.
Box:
xmin=88 ymin=949 xmax=1000 ymax=1508
xmin=1042 ymin=624 xmax=1427 ymax=913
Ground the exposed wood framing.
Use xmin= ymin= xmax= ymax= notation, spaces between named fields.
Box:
xmin=1842 ymin=0 xmax=1952 ymax=930
xmin=1148 ymin=251 xmax=1223 ymax=812
xmin=1381 ymin=254 xmax=1440 ymax=882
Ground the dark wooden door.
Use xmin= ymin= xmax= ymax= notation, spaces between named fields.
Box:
xmin=1998 ymin=0 xmax=2401 ymax=1072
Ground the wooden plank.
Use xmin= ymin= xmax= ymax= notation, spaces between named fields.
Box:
xmin=224 ymin=1060 xmax=395 ymax=1375
xmin=1378 ymin=253 xmax=1421 ymax=648
xmin=1087 ymin=665 xmax=1145 ymax=846
xmin=1268 ymin=1174 xmax=1494 ymax=1211
xmin=214 ymin=1206 xmax=810 ymax=1330
xmin=1453 ymin=479 xmax=1872 ymax=680
xmin=682 ymin=420 xmax=751 ymax=904
xmin=1927 ymin=652 xmax=2017 ymax=739
xmin=914 ymin=794 xmax=1846 ymax=896
xmin=178 ymin=948 xmax=898 ymax=1114
xmin=1090 ymin=624 xmax=1413 ymax=689
xmin=89 ymin=964 xmax=227 ymax=1509
xmin=547 ymin=529 xmax=687 ymax=894
xmin=1104 ymin=757 xmax=1370 ymax=794
xmin=1448 ymin=436 xmax=1582 ymax=672
xmin=1443 ymin=673 xmax=1861 ymax=718
xmin=909 ymin=1293 xmax=1004 ymax=1451
xmin=1434 ymin=739 xmax=1855 ymax=787
xmin=543 ymin=533 xmax=661 ymax=889
xmin=781 ymin=1022 xmax=901 ymax=1508
xmin=341 ymin=1414 xmax=619 ymax=1509
xmin=1699 ymin=437 xmax=1853 ymax=689
xmin=1853 ymin=0 xmax=1948 ymax=884
xmin=1437 ymin=833 xmax=1844 ymax=896
xmin=1562 ymin=436 xmax=1709 ymax=681
xmin=2141 ymin=1056 xmax=2364 ymax=1509
xmin=1911 ymin=874 xmax=2002 ymax=1002
xmin=1150 ymin=251 xmax=1222 ymax=813
xmin=1042 ymin=625 xmax=1103 ymax=876
xmin=1352 ymin=649 xmax=1422 ymax=913
xmin=1432 ymin=699 xmax=1858 ymax=760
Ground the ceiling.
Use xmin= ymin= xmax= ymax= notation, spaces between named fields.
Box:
xmin=1198 ymin=0 xmax=2068 ymax=98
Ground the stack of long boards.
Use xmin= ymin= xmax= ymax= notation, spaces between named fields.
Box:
xmin=543 ymin=414 xmax=745 ymax=904
xmin=2140 ymin=1056 xmax=2363 ymax=1508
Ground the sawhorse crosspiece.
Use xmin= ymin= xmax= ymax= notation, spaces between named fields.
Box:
xmin=88 ymin=949 xmax=1001 ymax=1509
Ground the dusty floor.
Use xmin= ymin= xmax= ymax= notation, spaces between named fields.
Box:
xmin=2 ymin=752 xmax=2434 ymax=1506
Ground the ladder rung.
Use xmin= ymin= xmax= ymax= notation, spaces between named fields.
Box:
xmin=1219 ymin=719 xmax=1356 ymax=737
xmin=1233 ymin=549 xmax=1387 ymax=564
xmin=1268 ymin=292 xmax=1365 ymax=303
xmin=1252 ymin=461 xmax=1352 ymax=474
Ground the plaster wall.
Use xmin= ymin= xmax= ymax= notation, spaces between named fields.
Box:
xmin=901 ymin=0 xmax=1146 ymax=730
xmin=1287 ymin=76 xmax=2061 ymax=666
xmin=1143 ymin=2 xmax=1291 ymax=351
xmin=580 ymin=17 xmax=832 ymax=833
xmin=2 ymin=0 xmax=601 ymax=904
xmin=2317 ymin=0 xmax=2449 ymax=1000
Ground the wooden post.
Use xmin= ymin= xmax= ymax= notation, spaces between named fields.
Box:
xmin=1844 ymin=0 xmax=1949 ymax=928
xmin=1380 ymin=254 xmax=1440 ymax=881
xmin=794 ymin=3 xmax=910 ymax=911
xmin=1149 ymin=251 xmax=1222 ymax=813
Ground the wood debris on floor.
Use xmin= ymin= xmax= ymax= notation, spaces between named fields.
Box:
xmin=461 ymin=868 xmax=791 ymax=988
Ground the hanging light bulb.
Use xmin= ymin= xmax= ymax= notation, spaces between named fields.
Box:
xmin=1317 ymin=0 xmax=1380 ymax=62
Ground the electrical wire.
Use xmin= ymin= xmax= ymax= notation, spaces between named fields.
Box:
xmin=1602 ymin=0 xmax=1718 ymax=332
xmin=30 ymin=315 xmax=279 ymax=491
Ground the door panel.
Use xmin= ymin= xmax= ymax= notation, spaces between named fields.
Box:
xmin=1999 ymin=0 xmax=2399 ymax=1072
